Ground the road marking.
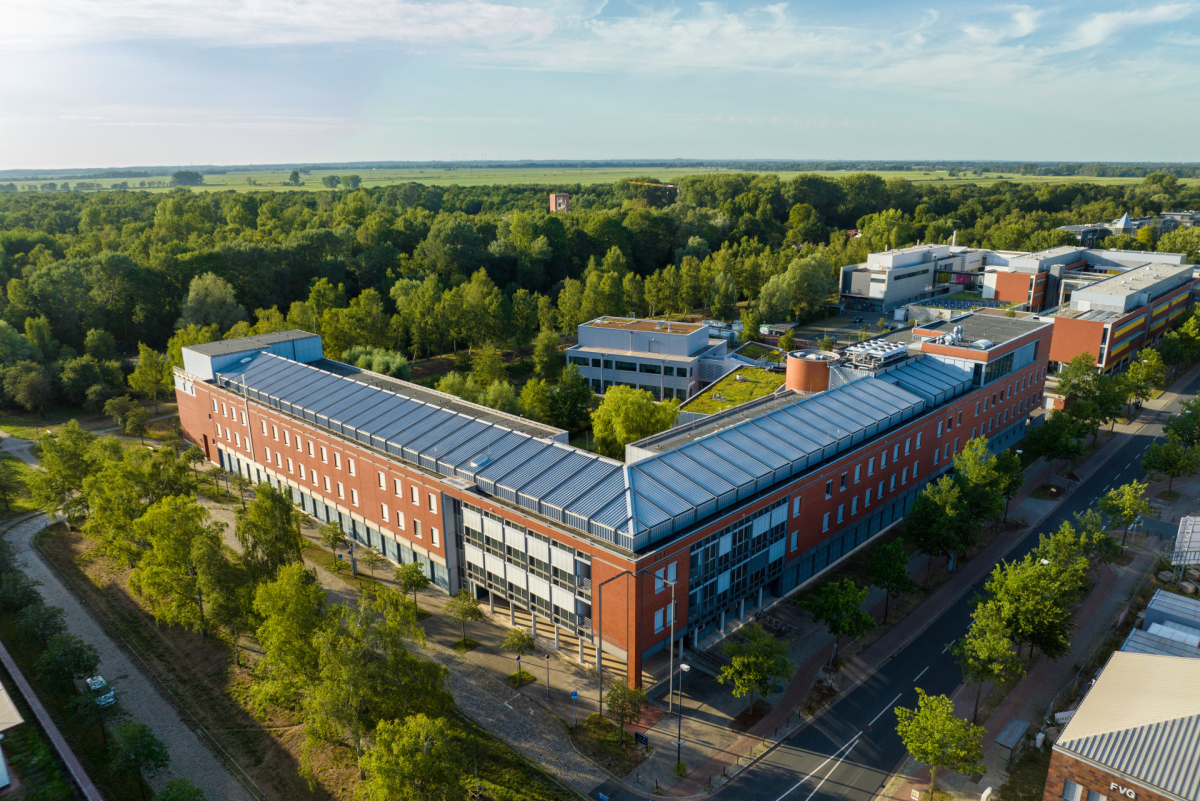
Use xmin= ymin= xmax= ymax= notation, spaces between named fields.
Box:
xmin=941 ymin=639 xmax=955 ymax=654
xmin=913 ymin=666 xmax=930 ymax=682
xmin=1102 ymin=485 xmax=1110 ymax=492
xmin=774 ymin=734 xmax=862 ymax=801
xmin=801 ymin=740 xmax=860 ymax=801
xmin=1126 ymin=463 xmax=1132 ymax=469
xmin=870 ymin=693 xmax=905 ymax=727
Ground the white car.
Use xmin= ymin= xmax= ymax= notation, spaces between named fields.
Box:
xmin=85 ymin=676 xmax=115 ymax=708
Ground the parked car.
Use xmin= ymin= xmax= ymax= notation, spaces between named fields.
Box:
xmin=86 ymin=676 xmax=115 ymax=707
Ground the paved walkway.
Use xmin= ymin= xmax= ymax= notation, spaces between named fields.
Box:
xmin=8 ymin=515 xmax=259 ymax=801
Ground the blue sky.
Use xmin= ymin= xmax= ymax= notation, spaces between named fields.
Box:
xmin=2 ymin=0 xmax=1198 ymax=168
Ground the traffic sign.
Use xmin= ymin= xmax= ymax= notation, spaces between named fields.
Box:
xmin=634 ymin=731 xmax=649 ymax=746
xmin=571 ymin=690 xmax=578 ymax=699
xmin=912 ymin=791 xmax=921 ymax=801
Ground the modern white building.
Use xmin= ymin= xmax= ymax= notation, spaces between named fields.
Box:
xmin=839 ymin=244 xmax=988 ymax=313
xmin=565 ymin=317 xmax=728 ymax=400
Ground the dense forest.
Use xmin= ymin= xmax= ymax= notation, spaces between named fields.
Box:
xmin=1 ymin=171 xmax=1199 ymax=418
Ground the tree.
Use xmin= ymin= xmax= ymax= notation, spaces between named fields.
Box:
xmin=983 ymin=554 xmax=1075 ymax=659
xmin=395 ymin=562 xmax=430 ymax=612
xmin=817 ymin=334 xmax=836 ymax=351
xmin=103 ymin=396 xmax=139 ymax=428
xmin=228 ymin=471 xmax=252 ymax=508
xmin=800 ymin=579 xmax=875 ymax=668
xmin=124 ymin=406 xmax=150 ymax=444
xmin=711 ymin=271 xmax=738 ymax=322
xmin=322 ymin=175 xmax=341 ymax=189
xmin=549 ymin=364 xmax=594 ymax=434
xmin=518 ymin=378 xmax=554 ymax=424
xmin=17 ymin=602 xmax=66 ymax=646
xmin=952 ymin=601 xmax=1024 ymax=723
xmin=235 ymin=482 xmax=303 ymax=582
xmin=85 ymin=328 xmax=117 ymax=360
xmin=28 ymin=420 xmax=100 ymax=524
xmin=1099 ymin=479 xmax=1153 ymax=545
xmin=0 ymin=459 xmax=25 ymax=513
xmin=590 ymin=386 xmax=680 ymax=459
xmin=129 ymin=496 xmax=233 ymax=638
xmin=1142 ymin=437 xmax=1199 ymax=495
xmin=109 ymin=721 xmax=170 ymax=801
xmin=129 ymin=344 xmax=172 ymax=412
xmin=361 ymin=546 xmax=386 ymax=579
xmin=5 ymin=361 xmax=51 ymax=416
xmin=177 ymin=272 xmax=247 ymax=333
xmin=778 ymin=327 xmax=796 ymax=352
xmin=994 ymin=450 xmax=1025 ymax=522
xmin=717 ymin=621 xmax=793 ymax=708
xmin=503 ymin=628 xmax=537 ymax=659
xmin=171 ymin=170 xmax=203 ymax=186
xmin=952 ymin=437 xmax=1005 ymax=525
xmin=252 ymin=563 xmax=326 ymax=709
xmin=0 ymin=572 xmax=42 ymax=613
xmin=532 ymin=328 xmax=560 ymax=380
xmin=605 ymin=684 xmax=649 ymax=745
xmin=445 ymin=589 xmax=486 ymax=647
xmin=867 ymin=538 xmax=916 ymax=624
xmin=343 ymin=175 xmax=362 ymax=190
xmin=69 ymin=684 xmax=125 ymax=748
xmin=905 ymin=476 xmax=973 ymax=580
xmin=356 ymin=715 xmax=464 ymax=801
xmin=1023 ymin=413 xmax=1083 ymax=483
xmin=154 ymin=779 xmax=206 ymax=801
xmin=1166 ymin=398 xmax=1200 ymax=448
xmin=894 ymin=689 xmax=985 ymax=795
xmin=36 ymin=632 xmax=100 ymax=691
xmin=288 ymin=170 xmax=301 ymax=186
xmin=320 ymin=521 xmax=349 ymax=553
xmin=1123 ymin=350 xmax=1166 ymax=416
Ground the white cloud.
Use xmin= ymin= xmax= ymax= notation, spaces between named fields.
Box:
xmin=963 ymin=6 xmax=1042 ymax=41
xmin=1070 ymin=3 xmax=1194 ymax=50
xmin=0 ymin=0 xmax=554 ymax=46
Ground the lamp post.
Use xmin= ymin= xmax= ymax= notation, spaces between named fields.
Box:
xmin=676 ymin=663 xmax=691 ymax=767
xmin=595 ymin=571 xmax=630 ymax=719
xmin=545 ymin=654 xmax=551 ymax=700
xmin=664 ymin=578 xmax=677 ymax=713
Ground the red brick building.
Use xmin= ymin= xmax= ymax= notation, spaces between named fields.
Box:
xmin=176 ymin=314 xmax=1052 ymax=687
xmin=1044 ymin=652 xmax=1200 ymax=801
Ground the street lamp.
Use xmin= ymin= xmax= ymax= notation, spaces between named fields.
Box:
xmin=676 ymin=663 xmax=691 ymax=767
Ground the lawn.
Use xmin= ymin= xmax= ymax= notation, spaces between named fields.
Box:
xmin=569 ymin=713 xmax=651 ymax=777
xmin=683 ymin=367 xmax=785 ymax=414
xmin=735 ymin=342 xmax=785 ymax=363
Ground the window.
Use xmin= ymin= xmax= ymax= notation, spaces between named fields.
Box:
xmin=954 ymin=438 xmax=959 ymax=453
xmin=351 ymin=489 xmax=359 ymax=506
xmin=283 ymin=431 xmax=290 ymax=446
xmin=957 ymin=411 xmax=963 ymax=425
xmin=411 ymin=486 xmax=419 ymax=505
xmin=603 ymin=359 xmax=613 ymax=369
xmin=272 ymin=425 xmax=279 ymax=440
xmin=431 ymin=528 xmax=440 ymax=547
xmin=868 ymin=457 xmax=875 ymax=476
xmin=348 ymin=458 xmax=356 ymax=476
xmin=655 ymin=608 xmax=665 ymax=633
xmin=639 ymin=364 xmax=661 ymax=374
xmin=334 ymin=453 xmax=342 ymax=470
xmin=241 ymin=411 xmax=247 ymax=424
xmin=793 ymin=497 xmax=801 ymax=516
xmin=276 ymin=453 xmax=282 ymax=468
xmin=972 ymin=427 xmax=977 ymax=439
xmin=308 ymin=441 xmax=314 ymax=457
xmin=337 ymin=482 xmax=345 ymax=499
xmin=224 ymin=426 xmax=230 ymax=440
xmin=664 ymin=366 xmax=675 ymax=377
xmin=839 ymin=472 xmax=847 ymax=490
xmin=944 ymin=444 xmax=950 ymax=460
xmin=890 ymin=475 xmax=896 ymax=491
xmin=893 ymin=444 xmax=900 ymax=461
xmin=1000 ymin=389 xmax=1005 ymax=401
xmin=791 ymin=531 xmax=798 ymax=551
xmin=851 ymin=497 xmax=858 ymax=515
xmin=591 ymin=358 xmax=601 ymax=368
xmin=414 ymin=520 xmax=422 ymax=539
xmin=381 ymin=503 xmax=389 ymax=522
xmin=261 ymin=420 xmax=267 ymax=434
xmin=428 ymin=494 xmax=437 ymax=514
xmin=837 ymin=504 xmax=844 ymax=523
xmin=265 ymin=446 xmax=272 ymax=462
xmin=213 ymin=398 xmax=219 ymax=412
xmin=312 ymin=470 xmax=318 ymax=485
xmin=324 ymin=476 xmax=331 ymax=492
xmin=902 ymin=468 xmax=908 ymax=484
xmin=1061 ymin=781 xmax=1083 ymax=801
xmin=975 ymin=401 xmax=980 ymax=415
xmin=946 ymin=415 xmax=952 ymax=430
xmin=394 ymin=478 xmax=402 ymax=496
xmin=878 ymin=480 xmax=884 ymax=498
xmin=235 ymin=432 xmax=241 ymax=446
xmin=615 ymin=360 xmax=637 ymax=372
xmin=933 ymin=449 xmax=939 ymax=465
xmin=321 ymin=446 xmax=328 ymax=463
xmin=378 ymin=471 xmax=386 ymax=489
xmin=221 ymin=402 xmax=227 ymax=417
xmin=825 ymin=480 xmax=833 ymax=499
xmin=865 ymin=488 xmax=871 ymax=505
xmin=880 ymin=449 xmax=887 ymax=468
xmin=655 ymin=568 xmax=666 ymax=593
xmin=822 ymin=512 xmax=830 ymax=532
xmin=568 ymin=355 xmax=589 ymax=367
xmin=299 ymin=464 xmax=305 ymax=479
xmin=905 ymin=438 xmax=911 ymax=455
xmin=937 ymin=422 xmax=943 ymax=437
xmin=396 ymin=512 xmax=405 ymax=530
xmin=916 ymin=433 xmax=922 ymax=449
xmin=913 ymin=461 xmax=918 ymax=477
xmin=668 ymin=562 xmax=677 ymax=583
xmin=287 ymin=458 xmax=294 ymax=474
xmin=854 ymin=465 xmax=861 ymax=483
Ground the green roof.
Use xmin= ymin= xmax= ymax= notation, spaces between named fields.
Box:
xmin=681 ymin=367 xmax=786 ymax=415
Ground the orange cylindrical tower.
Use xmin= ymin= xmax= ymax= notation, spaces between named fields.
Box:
xmin=785 ymin=350 xmax=836 ymax=393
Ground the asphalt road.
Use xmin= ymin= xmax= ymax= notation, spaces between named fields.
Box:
xmin=723 ymin=372 xmax=1200 ymax=801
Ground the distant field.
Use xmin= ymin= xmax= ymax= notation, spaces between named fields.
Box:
xmin=6 ymin=166 xmax=1197 ymax=193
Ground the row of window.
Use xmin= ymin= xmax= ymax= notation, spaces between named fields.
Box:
xmin=590 ymin=379 xmax=688 ymax=400
xmin=569 ymin=354 xmax=694 ymax=378
xmin=823 ymin=465 xmax=915 ymax=531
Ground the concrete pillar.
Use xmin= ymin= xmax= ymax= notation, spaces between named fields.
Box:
xmin=693 ymin=629 xmax=699 ymax=650
xmin=578 ymin=636 xmax=585 ymax=663
xmin=739 ymin=598 xmax=745 ymax=620
xmin=509 ymin=603 xmax=515 ymax=625
xmin=488 ymin=590 xmax=495 ymax=614
xmin=554 ymin=625 xmax=560 ymax=650
xmin=757 ymin=587 xmax=763 ymax=608
xmin=532 ymin=615 xmax=539 ymax=639
xmin=720 ymin=610 xmax=725 ymax=633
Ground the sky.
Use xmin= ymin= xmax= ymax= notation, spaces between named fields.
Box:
xmin=2 ymin=0 xmax=1199 ymax=169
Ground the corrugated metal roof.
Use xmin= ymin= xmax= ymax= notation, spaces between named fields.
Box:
xmin=216 ymin=349 xmax=966 ymax=554
xmin=1121 ymin=629 xmax=1200 ymax=660
xmin=1058 ymin=652 xmax=1200 ymax=801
